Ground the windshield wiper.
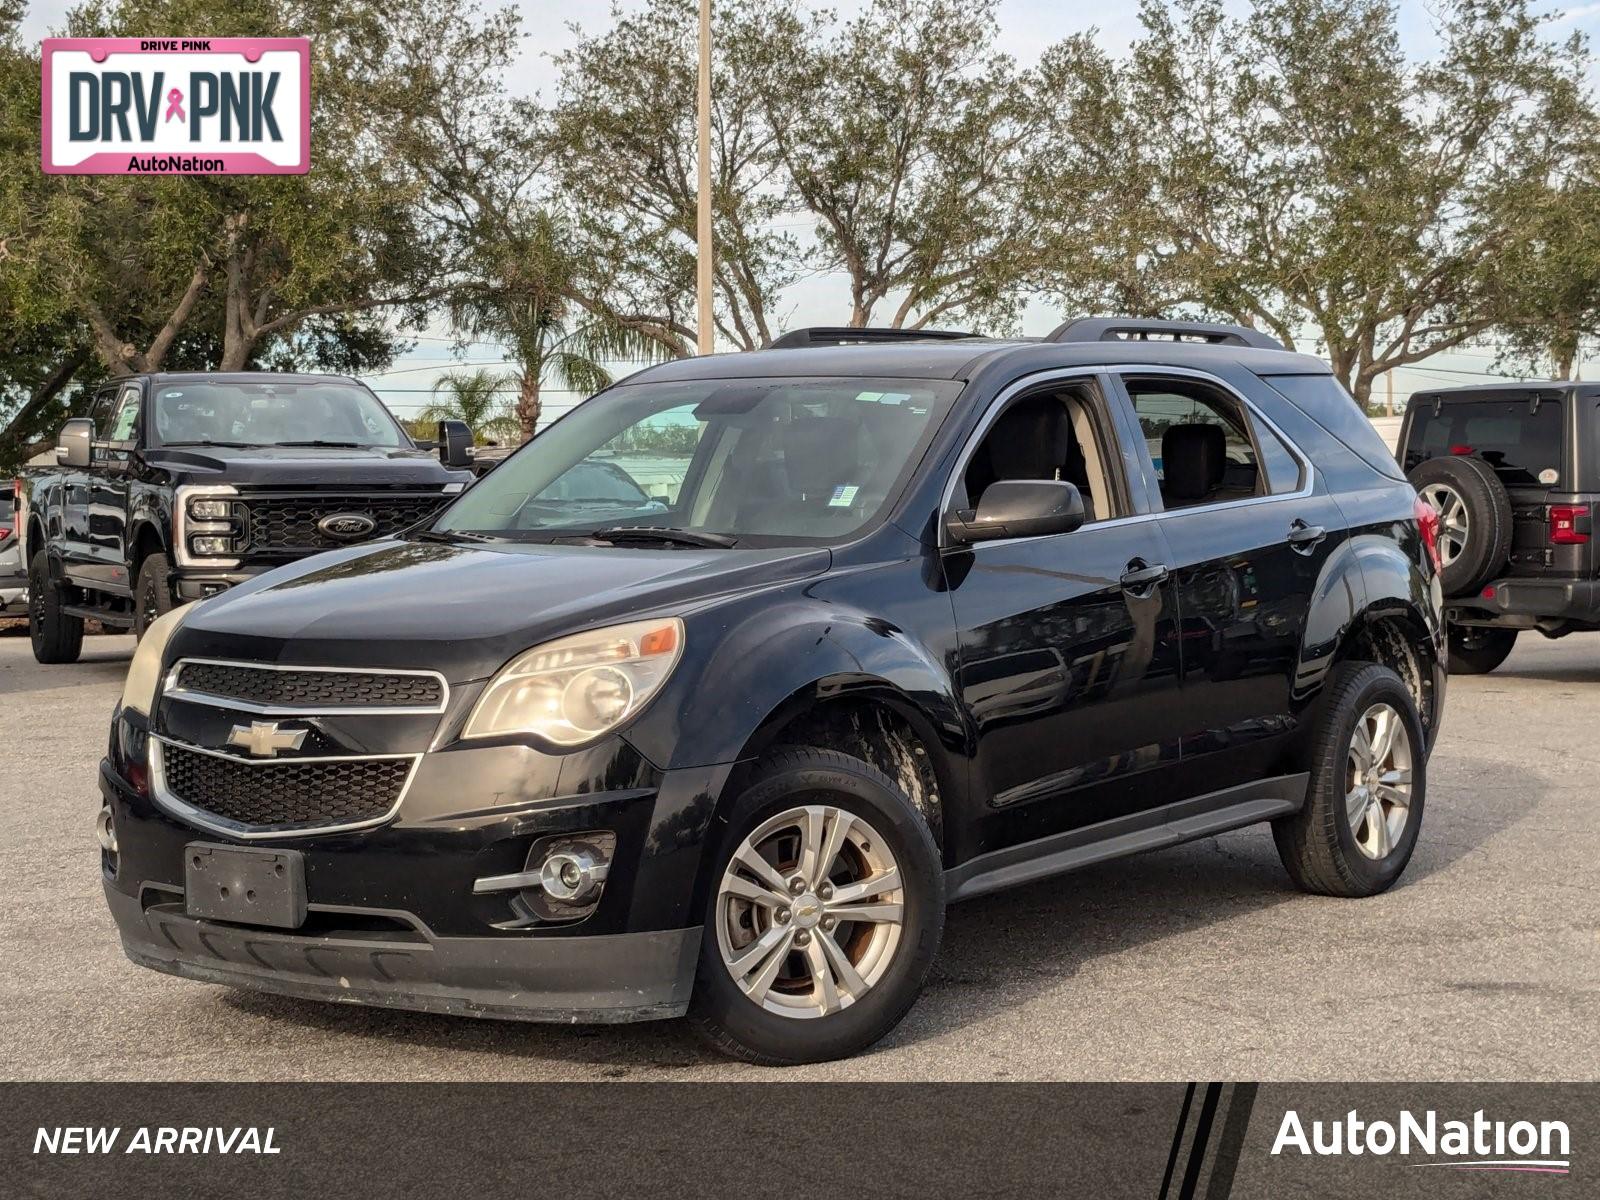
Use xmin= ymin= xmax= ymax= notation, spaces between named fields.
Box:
xmin=416 ymin=529 xmax=506 ymax=544
xmin=588 ymin=526 xmax=739 ymax=548
xmin=273 ymin=439 xmax=368 ymax=449
xmin=161 ymin=440 xmax=257 ymax=448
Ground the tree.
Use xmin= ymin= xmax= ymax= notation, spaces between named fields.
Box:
xmin=2 ymin=0 xmax=456 ymax=380
xmin=758 ymin=0 xmax=1055 ymax=331
xmin=550 ymin=0 xmax=809 ymax=352
xmin=414 ymin=368 xmax=519 ymax=444
xmin=1040 ymin=0 xmax=1593 ymax=406
xmin=1490 ymin=170 xmax=1600 ymax=379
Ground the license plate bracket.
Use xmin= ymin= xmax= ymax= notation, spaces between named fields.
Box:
xmin=184 ymin=843 xmax=307 ymax=929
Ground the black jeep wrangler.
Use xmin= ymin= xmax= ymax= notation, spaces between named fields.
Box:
xmin=17 ymin=373 xmax=475 ymax=661
xmin=1400 ymin=382 xmax=1600 ymax=673
xmin=99 ymin=322 xmax=1445 ymax=1064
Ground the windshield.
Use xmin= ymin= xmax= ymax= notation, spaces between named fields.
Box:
xmin=150 ymin=381 xmax=410 ymax=449
xmin=434 ymin=375 xmax=963 ymax=545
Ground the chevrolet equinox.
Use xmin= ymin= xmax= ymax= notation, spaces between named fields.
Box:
xmin=99 ymin=319 xmax=1446 ymax=1064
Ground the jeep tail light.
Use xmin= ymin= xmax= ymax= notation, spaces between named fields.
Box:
xmin=1549 ymin=504 xmax=1590 ymax=545
xmin=1415 ymin=494 xmax=1442 ymax=572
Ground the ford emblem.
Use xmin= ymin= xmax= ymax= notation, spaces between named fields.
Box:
xmin=316 ymin=512 xmax=377 ymax=540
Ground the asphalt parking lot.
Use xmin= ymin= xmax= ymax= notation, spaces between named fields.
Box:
xmin=1 ymin=628 xmax=1595 ymax=1082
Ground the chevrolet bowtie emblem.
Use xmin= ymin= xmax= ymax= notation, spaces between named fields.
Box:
xmin=226 ymin=721 xmax=308 ymax=758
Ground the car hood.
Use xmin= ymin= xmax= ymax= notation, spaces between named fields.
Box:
xmin=147 ymin=444 xmax=469 ymax=488
xmin=172 ymin=537 xmax=832 ymax=680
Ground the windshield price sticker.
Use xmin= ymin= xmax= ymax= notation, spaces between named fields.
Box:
xmin=42 ymin=38 xmax=310 ymax=175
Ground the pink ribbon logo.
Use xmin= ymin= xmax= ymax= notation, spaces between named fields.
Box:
xmin=164 ymin=88 xmax=185 ymax=123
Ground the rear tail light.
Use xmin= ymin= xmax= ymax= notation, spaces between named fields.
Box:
xmin=1549 ymin=504 xmax=1590 ymax=545
xmin=0 ymin=525 xmax=11 ymax=542
xmin=1415 ymin=494 xmax=1442 ymax=572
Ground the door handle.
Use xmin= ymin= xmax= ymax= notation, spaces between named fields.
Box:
xmin=1120 ymin=559 xmax=1170 ymax=593
xmin=1287 ymin=520 xmax=1327 ymax=552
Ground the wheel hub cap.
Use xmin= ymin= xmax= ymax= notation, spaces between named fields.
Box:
xmin=715 ymin=803 xmax=905 ymax=1019
xmin=1419 ymin=483 xmax=1468 ymax=567
xmin=1346 ymin=702 xmax=1414 ymax=860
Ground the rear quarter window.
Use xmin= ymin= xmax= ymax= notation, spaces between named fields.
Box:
xmin=1402 ymin=398 xmax=1563 ymax=488
xmin=1259 ymin=374 xmax=1406 ymax=481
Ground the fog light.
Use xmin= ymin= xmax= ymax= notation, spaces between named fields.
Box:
xmin=540 ymin=848 xmax=608 ymax=903
xmin=95 ymin=804 xmax=117 ymax=854
xmin=472 ymin=832 xmax=616 ymax=924
xmin=190 ymin=535 xmax=233 ymax=556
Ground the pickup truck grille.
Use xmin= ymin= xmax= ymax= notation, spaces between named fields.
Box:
xmin=171 ymin=661 xmax=446 ymax=712
xmin=156 ymin=741 xmax=414 ymax=833
xmin=241 ymin=493 xmax=447 ymax=554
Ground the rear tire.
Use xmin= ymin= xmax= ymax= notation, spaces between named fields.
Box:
xmin=689 ymin=746 xmax=944 ymax=1065
xmin=133 ymin=552 xmax=174 ymax=641
xmin=1446 ymin=625 xmax=1517 ymax=675
xmin=1274 ymin=662 xmax=1425 ymax=898
xmin=1409 ymin=456 xmax=1511 ymax=597
xmin=28 ymin=550 xmax=83 ymax=664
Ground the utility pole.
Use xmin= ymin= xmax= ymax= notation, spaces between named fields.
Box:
xmin=696 ymin=0 xmax=714 ymax=356
xmin=1385 ymin=368 xmax=1395 ymax=417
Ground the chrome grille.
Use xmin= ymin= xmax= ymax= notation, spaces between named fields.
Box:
xmin=172 ymin=661 xmax=445 ymax=712
xmin=156 ymin=741 xmax=413 ymax=833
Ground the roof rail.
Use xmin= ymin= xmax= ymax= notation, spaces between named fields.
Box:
xmin=766 ymin=326 xmax=978 ymax=349
xmin=1047 ymin=317 xmax=1285 ymax=352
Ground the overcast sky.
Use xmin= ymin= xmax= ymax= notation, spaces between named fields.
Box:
xmin=17 ymin=1 xmax=1600 ymax=419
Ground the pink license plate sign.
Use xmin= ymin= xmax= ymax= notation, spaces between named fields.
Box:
xmin=42 ymin=38 xmax=310 ymax=175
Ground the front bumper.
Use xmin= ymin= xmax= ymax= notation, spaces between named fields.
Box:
xmin=105 ymin=883 xmax=700 ymax=1022
xmin=173 ymin=565 xmax=271 ymax=602
xmin=1451 ymin=577 xmax=1600 ymax=625
xmin=100 ymin=736 xmax=726 ymax=1022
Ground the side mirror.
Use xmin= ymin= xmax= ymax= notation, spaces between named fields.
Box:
xmin=944 ymin=479 xmax=1085 ymax=546
xmin=56 ymin=418 xmax=94 ymax=468
xmin=438 ymin=419 xmax=474 ymax=469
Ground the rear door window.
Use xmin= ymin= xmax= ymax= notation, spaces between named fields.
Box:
xmin=1403 ymin=398 xmax=1564 ymax=488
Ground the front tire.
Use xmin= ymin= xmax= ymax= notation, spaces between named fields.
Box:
xmin=1274 ymin=662 xmax=1425 ymax=898
xmin=28 ymin=550 xmax=83 ymax=664
xmin=133 ymin=552 xmax=174 ymax=641
xmin=1446 ymin=625 xmax=1517 ymax=675
xmin=689 ymin=746 xmax=944 ymax=1065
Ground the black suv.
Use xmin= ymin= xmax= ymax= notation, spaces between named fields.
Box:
xmin=17 ymin=372 xmax=475 ymax=660
xmin=1400 ymin=382 xmax=1600 ymax=673
xmin=99 ymin=321 xmax=1445 ymax=1064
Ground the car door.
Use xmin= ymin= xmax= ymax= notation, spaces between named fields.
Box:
xmin=58 ymin=384 xmax=120 ymax=574
xmin=944 ymin=372 xmax=1187 ymax=853
xmin=80 ymin=381 xmax=142 ymax=592
xmin=1115 ymin=369 xmax=1346 ymax=795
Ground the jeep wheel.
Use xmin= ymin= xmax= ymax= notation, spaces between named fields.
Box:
xmin=690 ymin=747 xmax=943 ymax=1065
xmin=133 ymin=552 xmax=174 ymax=641
xmin=1409 ymin=456 xmax=1511 ymax=597
xmin=28 ymin=550 xmax=83 ymax=664
xmin=1447 ymin=625 xmax=1517 ymax=675
xmin=1274 ymin=662 xmax=1425 ymax=898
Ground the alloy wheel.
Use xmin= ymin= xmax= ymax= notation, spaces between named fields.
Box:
xmin=1419 ymin=483 xmax=1468 ymax=567
xmin=715 ymin=804 xmax=905 ymax=1019
xmin=1345 ymin=702 xmax=1414 ymax=860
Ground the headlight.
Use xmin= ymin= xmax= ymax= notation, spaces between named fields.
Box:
xmin=119 ymin=606 xmax=188 ymax=717
xmin=188 ymin=499 xmax=231 ymax=519
xmin=464 ymin=618 xmax=684 ymax=747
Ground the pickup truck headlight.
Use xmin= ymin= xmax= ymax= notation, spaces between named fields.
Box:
xmin=464 ymin=618 xmax=684 ymax=747
xmin=119 ymin=606 xmax=187 ymax=717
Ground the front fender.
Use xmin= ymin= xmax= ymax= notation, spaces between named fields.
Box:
xmin=624 ymin=598 xmax=968 ymax=787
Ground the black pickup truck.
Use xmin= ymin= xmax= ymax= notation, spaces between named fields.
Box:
xmin=17 ymin=372 xmax=474 ymax=662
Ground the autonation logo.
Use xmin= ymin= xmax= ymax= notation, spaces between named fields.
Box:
xmin=1272 ymin=1108 xmax=1571 ymax=1175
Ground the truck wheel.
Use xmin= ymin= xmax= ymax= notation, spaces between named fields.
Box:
xmin=689 ymin=746 xmax=944 ymax=1065
xmin=28 ymin=550 xmax=83 ymax=664
xmin=1447 ymin=625 xmax=1517 ymax=675
xmin=133 ymin=552 xmax=174 ymax=641
xmin=1409 ymin=456 xmax=1511 ymax=597
xmin=1273 ymin=662 xmax=1425 ymax=898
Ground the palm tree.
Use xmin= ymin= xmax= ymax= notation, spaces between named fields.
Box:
xmin=451 ymin=208 xmax=674 ymax=440
xmin=415 ymin=369 xmax=521 ymax=445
